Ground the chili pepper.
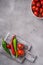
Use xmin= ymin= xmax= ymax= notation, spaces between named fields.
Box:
xmin=13 ymin=38 xmax=17 ymax=51
xmin=10 ymin=40 xmax=16 ymax=55
xmin=2 ymin=38 xmax=11 ymax=56
xmin=13 ymin=38 xmax=18 ymax=57
xmin=10 ymin=36 xmax=16 ymax=55
xmin=16 ymin=51 xmax=18 ymax=58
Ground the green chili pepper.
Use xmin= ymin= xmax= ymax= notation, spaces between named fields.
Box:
xmin=16 ymin=51 xmax=18 ymax=58
xmin=13 ymin=38 xmax=18 ymax=57
xmin=2 ymin=38 xmax=11 ymax=56
xmin=13 ymin=38 xmax=17 ymax=51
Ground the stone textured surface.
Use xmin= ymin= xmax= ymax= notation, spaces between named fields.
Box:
xmin=0 ymin=0 xmax=43 ymax=65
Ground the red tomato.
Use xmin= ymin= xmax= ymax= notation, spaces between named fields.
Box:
xmin=17 ymin=43 xmax=24 ymax=49
xmin=36 ymin=2 xmax=41 ymax=7
xmin=32 ymin=6 xmax=36 ymax=11
xmin=41 ymin=12 xmax=43 ymax=17
xmin=38 ymin=13 xmax=42 ymax=18
xmin=18 ymin=49 xmax=25 ymax=56
xmin=40 ymin=8 xmax=43 ymax=13
xmin=42 ymin=6 xmax=43 ymax=8
xmin=32 ymin=1 xmax=35 ymax=5
xmin=34 ymin=11 xmax=38 ymax=16
xmin=40 ymin=0 xmax=43 ymax=1
xmin=41 ymin=1 xmax=43 ymax=5
xmin=35 ymin=7 xmax=39 ymax=11
xmin=6 ymin=44 xmax=11 ymax=49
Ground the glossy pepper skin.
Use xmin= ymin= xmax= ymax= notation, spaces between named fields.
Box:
xmin=10 ymin=36 xmax=16 ymax=55
xmin=13 ymin=38 xmax=18 ymax=57
xmin=13 ymin=38 xmax=17 ymax=51
xmin=2 ymin=39 xmax=11 ymax=56
xmin=10 ymin=40 xmax=16 ymax=55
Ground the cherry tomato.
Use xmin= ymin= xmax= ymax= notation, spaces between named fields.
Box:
xmin=41 ymin=1 xmax=43 ymax=5
xmin=40 ymin=0 xmax=43 ymax=1
xmin=34 ymin=11 xmax=38 ymax=16
xmin=32 ymin=6 xmax=36 ymax=11
xmin=18 ymin=49 xmax=25 ymax=56
xmin=17 ymin=43 xmax=24 ymax=49
xmin=42 ymin=6 xmax=43 ymax=8
xmin=32 ymin=1 xmax=35 ymax=5
xmin=36 ymin=2 xmax=41 ymax=7
xmin=35 ymin=7 xmax=39 ymax=11
xmin=6 ymin=44 xmax=11 ymax=49
xmin=40 ymin=8 xmax=43 ymax=13
xmin=41 ymin=12 xmax=43 ymax=17
xmin=38 ymin=13 xmax=42 ymax=17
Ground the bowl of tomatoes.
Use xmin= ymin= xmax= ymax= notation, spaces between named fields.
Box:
xmin=31 ymin=0 xmax=43 ymax=19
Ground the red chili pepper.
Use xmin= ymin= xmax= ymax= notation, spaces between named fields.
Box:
xmin=10 ymin=40 xmax=16 ymax=55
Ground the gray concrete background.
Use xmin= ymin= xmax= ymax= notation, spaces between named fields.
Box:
xmin=0 ymin=0 xmax=43 ymax=65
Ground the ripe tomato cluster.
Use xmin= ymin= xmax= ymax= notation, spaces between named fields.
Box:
xmin=31 ymin=0 xmax=43 ymax=17
xmin=17 ymin=43 xmax=25 ymax=57
xmin=6 ymin=41 xmax=25 ymax=57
